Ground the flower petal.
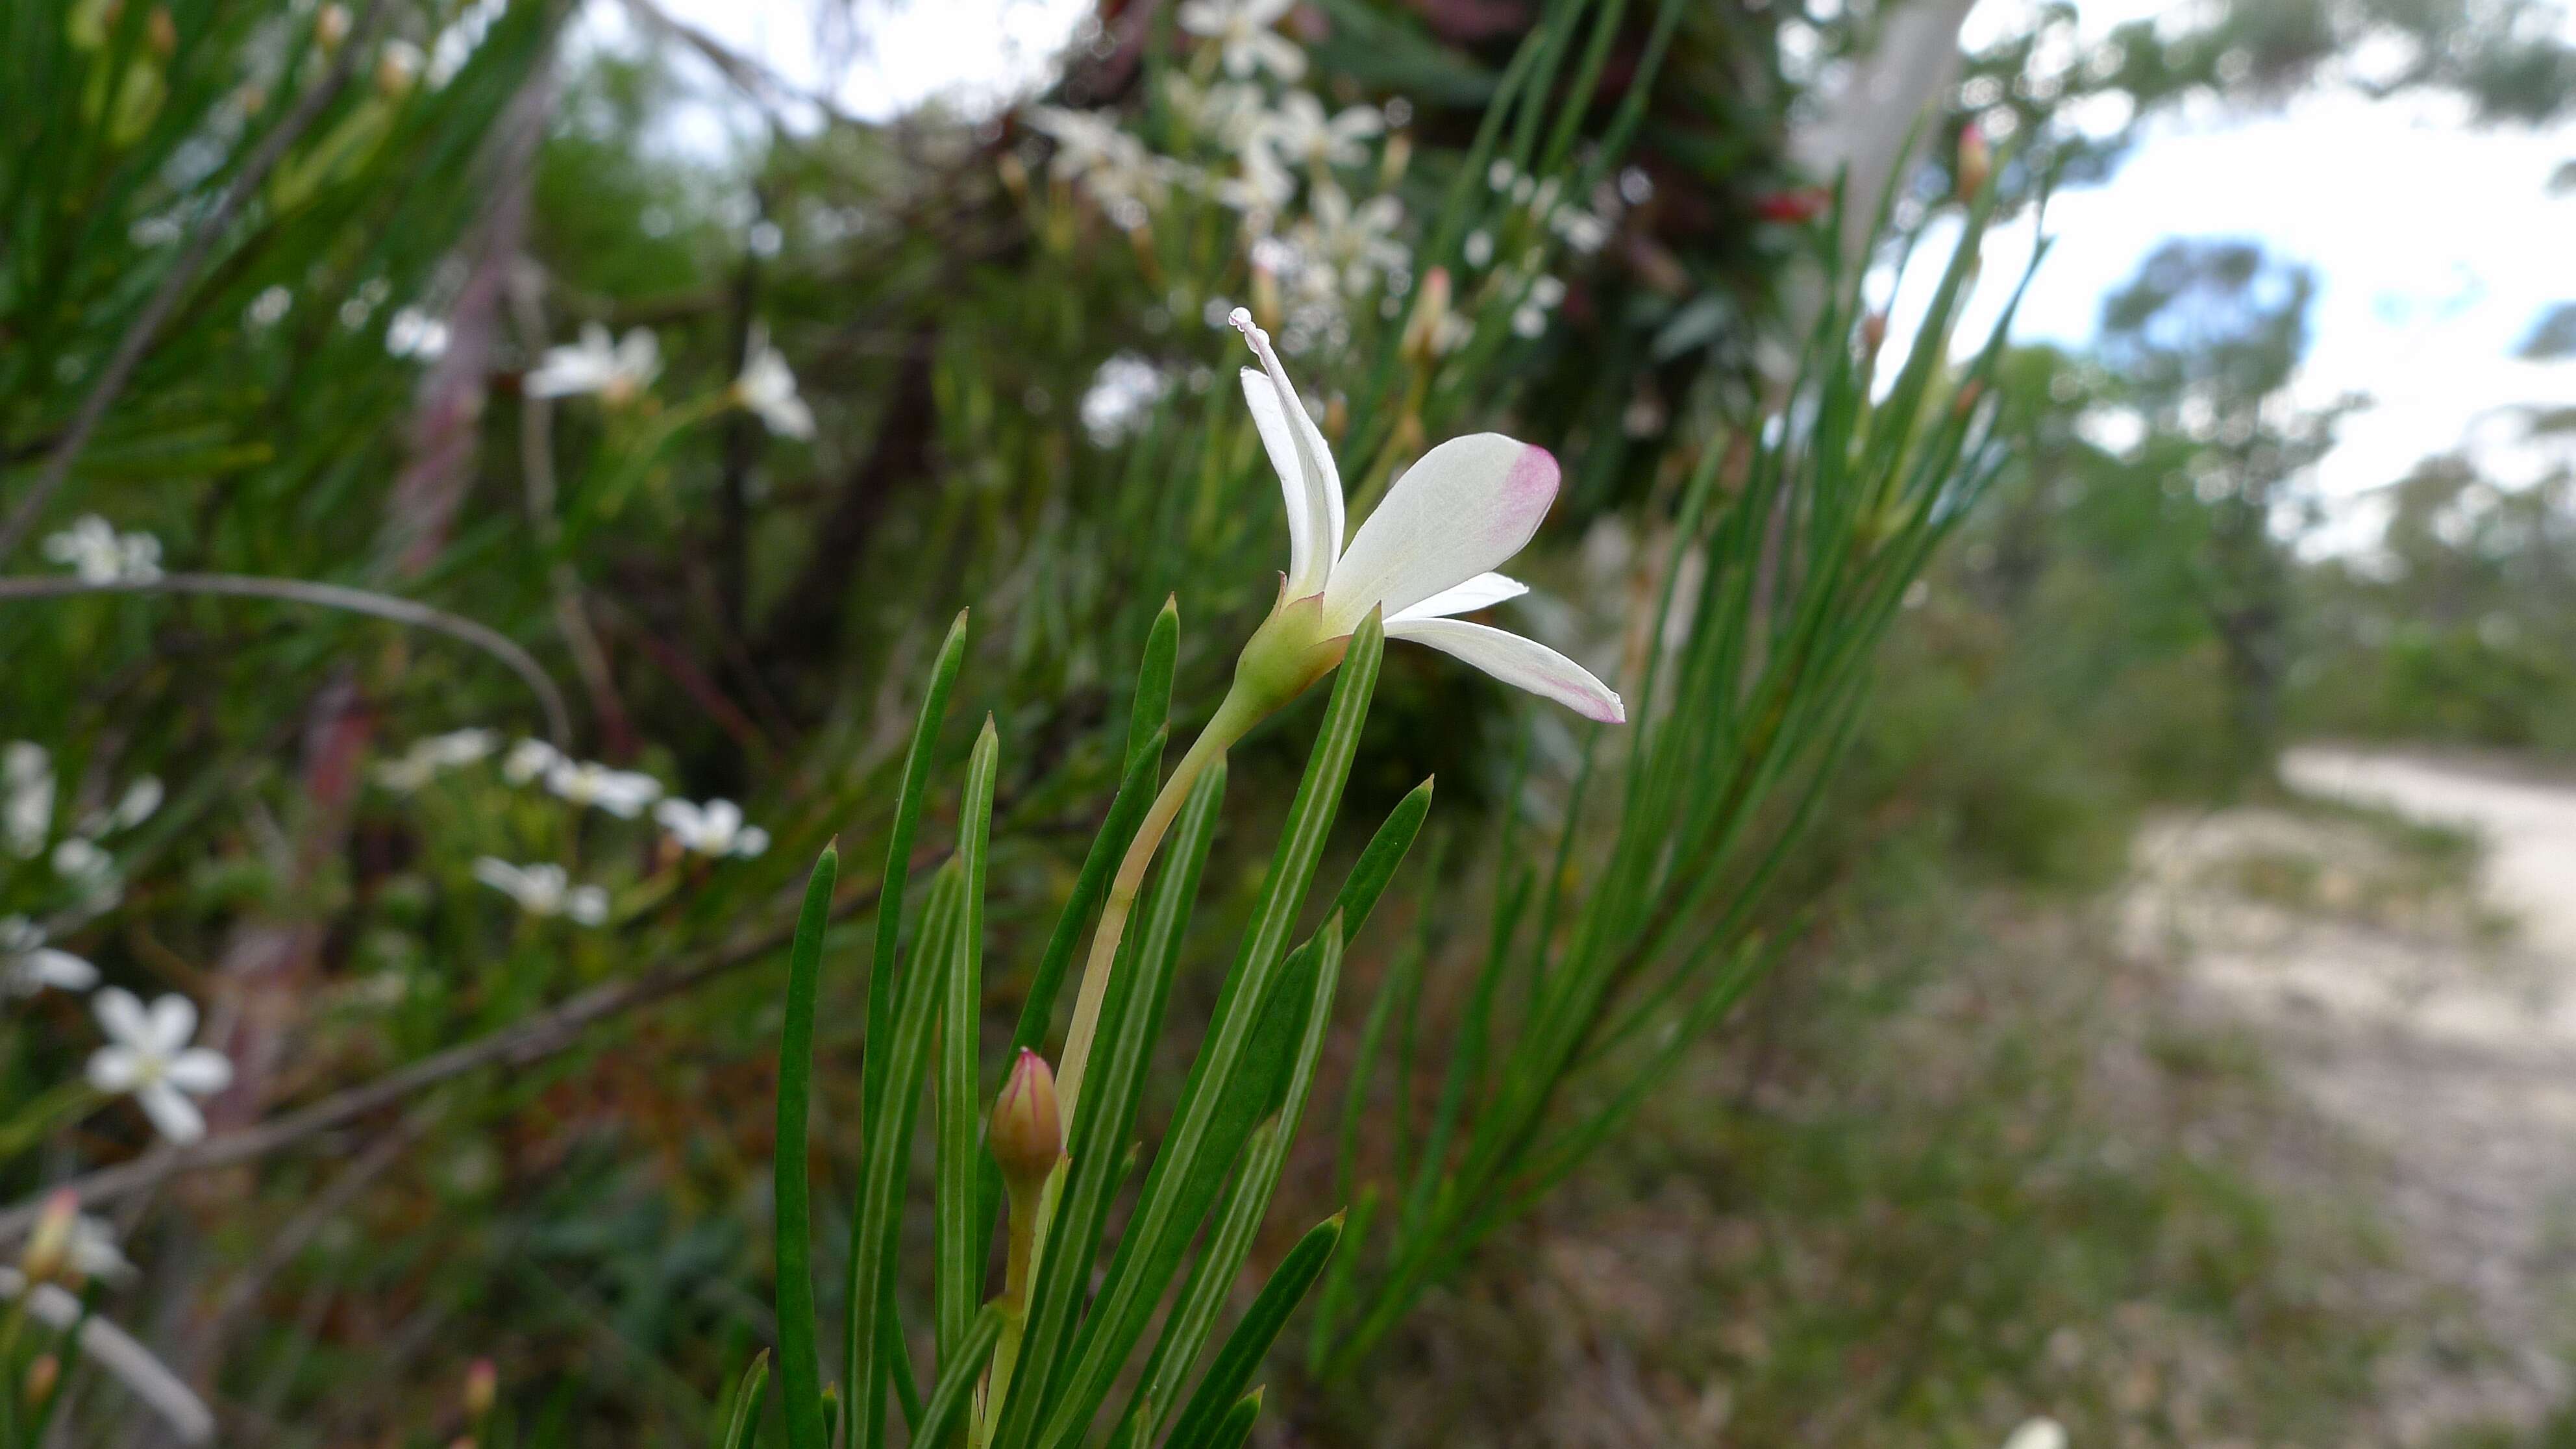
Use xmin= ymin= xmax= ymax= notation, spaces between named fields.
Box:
xmin=1384 ymin=617 xmax=1626 ymax=723
xmin=136 ymin=1082 xmax=206 ymax=1145
xmin=88 ymin=1045 xmax=143 ymax=1093
xmin=1386 ymin=571 xmax=1530 ymax=623
xmin=93 ymin=987 xmax=149 ymax=1050
xmin=1322 ymin=436 xmax=1558 ymax=632
xmin=163 ymin=1048 xmax=234 ymax=1095
xmin=1232 ymin=312 xmax=1343 ymax=597
xmin=145 ymin=993 xmax=197 ymax=1055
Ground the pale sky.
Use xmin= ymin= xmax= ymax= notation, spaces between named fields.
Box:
xmin=599 ymin=0 xmax=2576 ymax=550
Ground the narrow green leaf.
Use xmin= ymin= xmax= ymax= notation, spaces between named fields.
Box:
xmin=937 ymin=718 xmax=1002 ymax=1360
xmin=718 ymin=1351 xmax=771 ymax=1449
xmin=1162 ymin=1215 xmax=1340 ymax=1449
xmin=1000 ymin=763 xmax=1228 ymax=1442
xmin=866 ymin=610 xmax=971 ymax=1133
xmin=1129 ymin=913 xmax=1346 ymax=1443
xmin=917 ymin=1306 xmax=1005 ymax=1449
xmin=774 ymin=846 xmax=837 ymax=1449
xmin=1172 ymin=1387 xmax=1264 ymax=1449
xmin=1017 ymin=615 xmax=1387 ymax=1449
xmin=849 ymin=862 xmax=964 ymax=1449
xmin=1125 ymin=597 xmax=1178 ymax=778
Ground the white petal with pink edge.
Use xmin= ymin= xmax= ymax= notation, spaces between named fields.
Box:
xmin=1323 ymin=435 xmax=1557 ymax=632
xmin=1384 ymin=617 xmax=1626 ymax=723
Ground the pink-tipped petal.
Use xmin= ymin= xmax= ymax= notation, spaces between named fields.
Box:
xmin=1386 ymin=571 xmax=1530 ymax=623
xmin=1231 ymin=312 xmax=1344 ymax=598
xmin=1384 ymin=617 xmax=1626 ymax=723
xmin=1323 ymin=437 xmax=1557 ymax=632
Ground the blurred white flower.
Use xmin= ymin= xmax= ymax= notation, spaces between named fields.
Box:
xmin=1463 ymin=229 xmax=1494 ymax=267
xmin=543 ymin=760 xmax=662 ymax=818
xmin=1213 ymin=150 xmax=1296 ymax=221
xmin=87 ymin=989 xmax=234 ymax=1146
xmin=108 ymin=776 xmax=162 ymax=830
xmin=654 ymin=798 xmax=771 ymax=858
xmin=526 ymin=323 xmax=660 ymax=404
xmin=2001 ymin=1418 xmax=2066 ymax=1449
xmin=385 ymin=306 xmax=450 ymax=360
xmin=501 ymin=737 xmax=562 ymax=785
xmin=373 ymin=728 xmax=499 ymax=792
xmin=1178 ymin=0 xmax=1305 ymax=81
xmin=1163 ymin=75 xmax=1269 ymax=151
xmin=733 ymin=326 xmax=814 ymax=440
xmin=1 ymin=916 xmax=97 ymax=997
xmin=1228 ymin=309 xmax=1624 ymax=721
xmin=1294 ymin=184 xmax=1408 ymax=298
xmin=66 ymin=1213 xmax=134 ymax=1282
xmin=1554 ymin=206 xmax=1612 ymax=253
xmin=1028 ymin=106 xmax=1181 ymax=224
xmin=471 ymin=858 xmax=610 ymax=925
xmin=52 ymin=837 xmax=119 ymax=905
xmin=42 ymin=515 xmax=162 ymax=584
xmin=5 ymin=742 xmax=53 ymax=858
xmin=1263 ymin=92 xmax=1381 ymax=171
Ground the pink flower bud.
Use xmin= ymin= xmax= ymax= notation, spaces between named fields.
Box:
xmin=20 ymin=1190 xmax=77 ymax=1284
xmin=464 ymin=1358 xmax=497 ymax=1418
xmin=989 ymin=1050 xmax=1063 ymax=1193
xmin=1957 ymin=121 xmax=1992 ymax=199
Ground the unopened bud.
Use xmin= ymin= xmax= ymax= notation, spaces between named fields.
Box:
xmin=1860 ymin=312 xmax=1887 ymax=359
xmin=23 ymin=1356 xmax=58 ymax=1408
xmin=21 ymin=1190 xmax=77 ymax=1284
xmin=314 ymin=3 xmax=351 ymax=51
xmin=1957 ymin=121 xmax=1992 ymax=200
xmin=1377 ymin=131 xmax=1412 ymax=192
xmin=1400 ymin=266 xmax=1451 ymax=366
xmin=988 ymin=1050 xmax=1062 ymax=1194
xmin=1322 ymin=393 xmax=1348 ymax=441
xmin=376 ymin=40 xmax=421 ymax=98
xmin=1752 ymin=186 xmax=1829 ymax=225
xmin=464 ymin=1358 xmax=497 ymax=1418
xmin=996 ymin=150 xmax=1030 ymax=201
xmin=145 ymin=6 xmax=175 ymax=55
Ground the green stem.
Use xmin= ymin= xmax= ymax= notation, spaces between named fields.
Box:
xmin=1051 ymin=686 xmax=1260 ymax=1126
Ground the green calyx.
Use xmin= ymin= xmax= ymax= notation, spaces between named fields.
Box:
xmin=1221 ymin=592 xmax=1352 ymax=734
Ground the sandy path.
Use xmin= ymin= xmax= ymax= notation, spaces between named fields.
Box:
xmin=2129 ymin=746 xmax=2576 ymax=1439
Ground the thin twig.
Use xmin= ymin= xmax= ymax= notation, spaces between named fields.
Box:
xmin=0 ymin=573 xmax=573 ymax=747
xmin=0 ymin=0 xmax=388 ymax=562
xmin=0 ymin=879 xmax=884 ymax=1237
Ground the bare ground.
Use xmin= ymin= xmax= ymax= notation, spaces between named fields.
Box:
xmin=2130 ymin=745 xmax=2576 ymax=1440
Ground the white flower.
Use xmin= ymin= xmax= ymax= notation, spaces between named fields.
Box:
xmin=1554 ymin=207 xmax=1611 ymax=253
xmin=5 ymin=742 xmax=53 ymax=858
xmin=471 ymin=858 xmax=610 ymax=925
xmin=1 ymin=916 xmax=97 ymax=997
xmin=1294 ymin=183 xmax=1409 ymax=298
xmin=501 ymin=737 xmax=562 ymax=785
xmin=526 ymin=323 xmax=660 ymax=404
xmin=42 ymin=515 xmax=161 ymax=584
xmin=1178 ymin=0 xmax=1306 ymax=80
xmin=66 ymin=1213 xmax=134 ymax=1282
xmin=734 ymin=326 xmax=814 ymax=440
xmin=654 ymin=798 xmax=771 ymax=859
xmin=1214 ymin=151 xmax=1296 ymax=221
xmin=52 ymin=837 xmax=119 ymax=905
xmin=86 ymin=989 xmax=233 ymax=1145
xmin=373 ymin=728 xmax=498 ymax=792
xmin=1163 ymin=76 xmax=1270 ymax=151
xmin=1227 ymin=309 xmax=1624 ymax=722
xmin=542 ymin=760 xmax=662 ymax=818
xmin=2000 ymin=1419 xmax=2066 ymax=1449
xmin=108 ymin=776 xmax=162 ymax=830
xmin=1261 ymin=92 xmax=1381 ymax=171
xmin=1027 ymin=106 xmax=1181 ymax=224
